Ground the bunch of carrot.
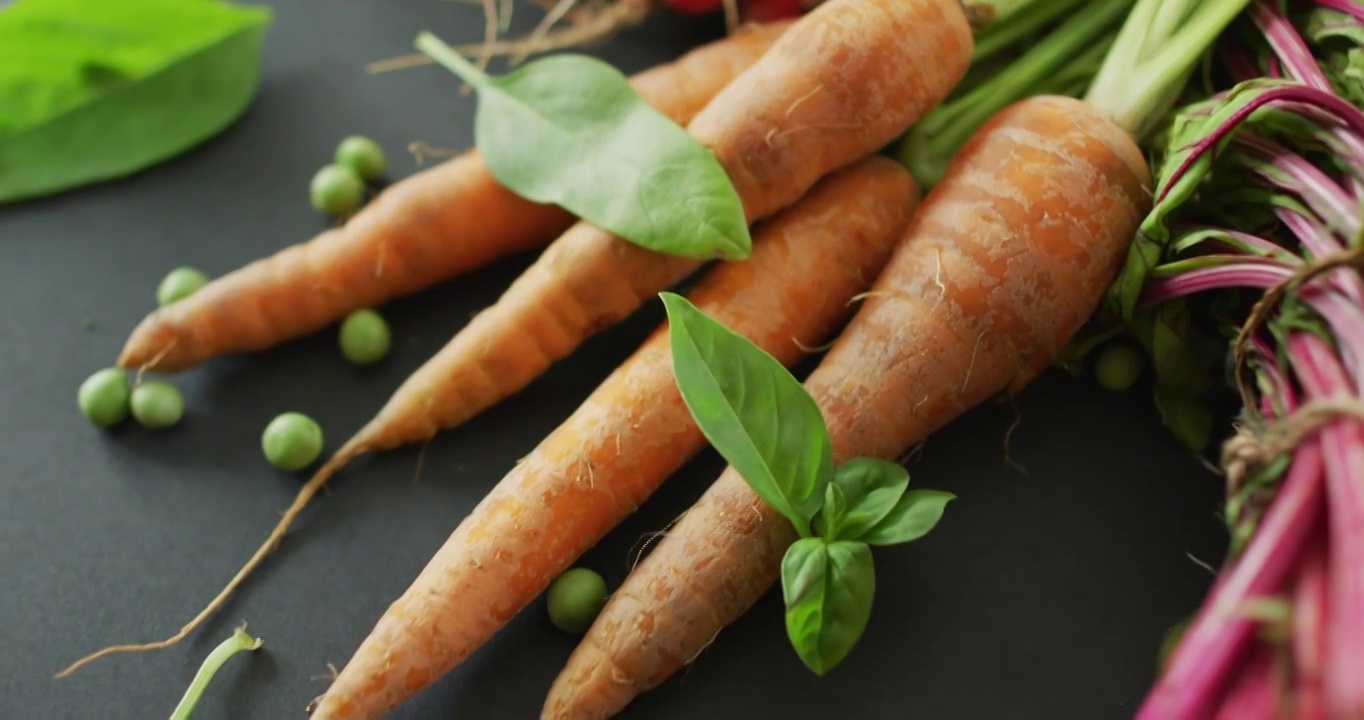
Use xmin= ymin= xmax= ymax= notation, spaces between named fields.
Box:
xmin=56 ymin=0 xmax=1329 ymax=718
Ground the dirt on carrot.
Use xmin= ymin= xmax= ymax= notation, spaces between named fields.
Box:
xmin=542 ymin=94 xmax=1152 ymax=719
xmin=307 ymin=155 xmax=921 ymax=720
xmin=113 ymin=21 xmax=790 ymax=374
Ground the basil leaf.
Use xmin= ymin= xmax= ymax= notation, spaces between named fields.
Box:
xmin=814 ymin=458 xmax=911 ymax=542
xmin=861 ymin=489 xmax=955 ymax=546
xmin=781 ymin=538 xmax=875 ymax=675
xmin=661 ymin=293 xmax=832 ymax=529
xmin=0 ymin=0 xmax=271 ymax=203
xmin=414 ymin=32 xmax=751 ymax=261
xmin=819 ymin=482 xmax=848 ymax=540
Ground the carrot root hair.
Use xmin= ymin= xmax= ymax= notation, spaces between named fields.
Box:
xmin=53 ymin=442 xmax=368 ymax=679
xmin=367 ymin=0 xmax=651 ymax=74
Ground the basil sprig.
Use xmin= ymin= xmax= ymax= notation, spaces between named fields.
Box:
xmin=662 ymin=293 xmax=954 ymax=675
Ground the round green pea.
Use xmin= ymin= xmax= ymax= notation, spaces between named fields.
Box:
xmin=156 ymin=267 xmax=210 ymax=307
xmin=1093 ymin=342 xmax=1143 ymax=392
xmin=78 ymin=368 xmax=131 ymax=428
xmin=335 ymin=136 xmax=386 ymax=181
xmin=130 ymin=381 xmax=184 ymax=429
xmin=338 ymin=308 xmax=391 ymax=365
xmin=546 ymin=567 xmax=608 ymax=634
xmin=261 ymin=412 xmax=324 ymax=471
xmin=310 ymin=164 xmax=365 ymax=217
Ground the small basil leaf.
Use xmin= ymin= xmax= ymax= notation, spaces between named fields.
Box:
xmin=824 ymin=458 xmax=910 ymax=541
xmin=662 ymin=293 xmax=833 ymax=528
xmin=414 ymin=32 xmax=751 ymax=261
xmin=781 ymin=538 xmax=875 ymax=675
xmin=818 ymin=482 xmax=848 ymax=540
xmin=862 ymin=489 xmax=955 ymax=546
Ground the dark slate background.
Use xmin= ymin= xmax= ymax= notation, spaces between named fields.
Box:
xmin=0 ymin=1 xmax=1227 ymax=718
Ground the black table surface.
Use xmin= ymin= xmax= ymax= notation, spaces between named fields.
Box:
xmin=1 ymin=2 xmax=1229 ymax=718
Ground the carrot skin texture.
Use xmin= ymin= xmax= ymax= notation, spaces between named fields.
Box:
xmin=115 ymin=22 xmax=791 ymax=373
xmin=542 ymin=95 xmax=1152 ymax=720
xmin=308 ymin=157 xmax=922 ymax=720
xmin=329 ymin=0 xmax=973 ymax=458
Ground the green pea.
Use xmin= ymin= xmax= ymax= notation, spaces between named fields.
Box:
xmin=261 ymin=412 xmax=324 ymax=471
xmin=157 ymin=267 xmax=211 ymax=307
xmin=546 ymin=567 xmax=608 ymax=634
xmin=338 ymin=308 xmax=391 ymax=365
xmin=1093 ymin=342 xmax=1143 ymax=392
xmin=78 ymin=368 xmax=131 ymax=428
xmin=130 ymin=381 xmax=185 ymax=429
xmin=335 ymin=136 xmax=386 ymax=182
xmin=310 ymin=164 xmax=365 ymax=217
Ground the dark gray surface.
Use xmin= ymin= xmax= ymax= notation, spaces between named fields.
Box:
xmin=1 ymin=2 xmax=1228 ymax=718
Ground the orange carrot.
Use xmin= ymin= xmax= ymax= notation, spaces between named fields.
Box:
xmin=307 ymin=0 xmax=972 ymax=460
xmin=307 ymin=156 xmax=921 ymax=720
xmin=542 ymin=94 xmax=1153 ymax=719
xmin=57 ymin=0 xmax=968 ymax=681
xmin=114 ymin=22 xmax=789 ymax=374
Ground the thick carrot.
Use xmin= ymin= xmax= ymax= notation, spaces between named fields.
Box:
xmin=307 ymin=156 xmax=921 ymax=720
xmin=114 ymin=22 xmax=789 ymax=374
xmin=542 ymin=94 xmax=1153 ymax=719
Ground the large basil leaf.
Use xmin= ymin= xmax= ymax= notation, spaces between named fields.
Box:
xmin=0 ymin=0 xmax=272 ymax=203
xmin=414 ymin=32 xmax=751 ymax=261
xmin=662 ymin=292 xmax=832 ymax=528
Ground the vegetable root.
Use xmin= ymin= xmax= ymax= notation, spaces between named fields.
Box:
xmin=56 ymin=23 xmax=788 ymax=681
xmin=309 ymin=156 xmax=922 ymax=720
xmin=114 ymin=22 xmax=788 ymax=374
xmin=543 ymin=94 xmax=1152 ymax=719
xmin=92 ymin=0 xmax=971 ymax=683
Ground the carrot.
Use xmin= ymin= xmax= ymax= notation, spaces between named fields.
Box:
xmin=307 ymin=156 xmax=922 ymax=720
xmin=307 ymin=0 xmax=969 ymax=536
xmin=113 ymin=21 xmax=789 ymax=374
xmin=58 ymin=0 xmax=967 ymax=681
xmin=542 ymin=93 xmax=1153 ymax=719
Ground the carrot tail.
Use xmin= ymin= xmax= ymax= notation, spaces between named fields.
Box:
xmin=543 ymin=94 xmax=1153 ymax=719
xmin=115 ymin=22 xmax=790 ymax=374
xmin=52 ymin=440 xmax=365 ymax=679
xmin=307 ymin=156 xmax=921 ymax=720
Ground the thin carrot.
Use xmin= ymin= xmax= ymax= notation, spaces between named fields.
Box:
xmin=53 ymin=21 xmax=789 ymax=683
xmin=114 ymin=21 xmax=789 ymax=374
xmin=542 ymin=93 xmax=1153 ymax=719
xmin=308 ymin=156 xmax=922 ymax=720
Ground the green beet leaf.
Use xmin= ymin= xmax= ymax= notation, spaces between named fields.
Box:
xmin=815 ymin=457 xmax=910 ymax=542
xmin=861 ymin=489 xmax=955 ymax=546
xmin=0 ymin=0 xmax=272 ymax=203
xmin=661 ymin=292 xmax=832 ymax=530
xmin=781 ymin=538 xmax=875 ymax=675
xmin=415 ymin=32 xmax=751 ymax=261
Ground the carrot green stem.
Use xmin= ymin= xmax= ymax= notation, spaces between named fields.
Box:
xmin=900 ymin=0 xmax=1129 ymax=187
xmin=1086 ymin=0 xmax=1258 ymax=139
xmin=168 ymin=625 xmax=262 ymax=720
xmin=970 ymin=0 xmax=1088 ymax=62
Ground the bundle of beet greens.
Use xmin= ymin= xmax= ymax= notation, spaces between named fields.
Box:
xmin=1086 ymin=1 xmax=1364 ymax=717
